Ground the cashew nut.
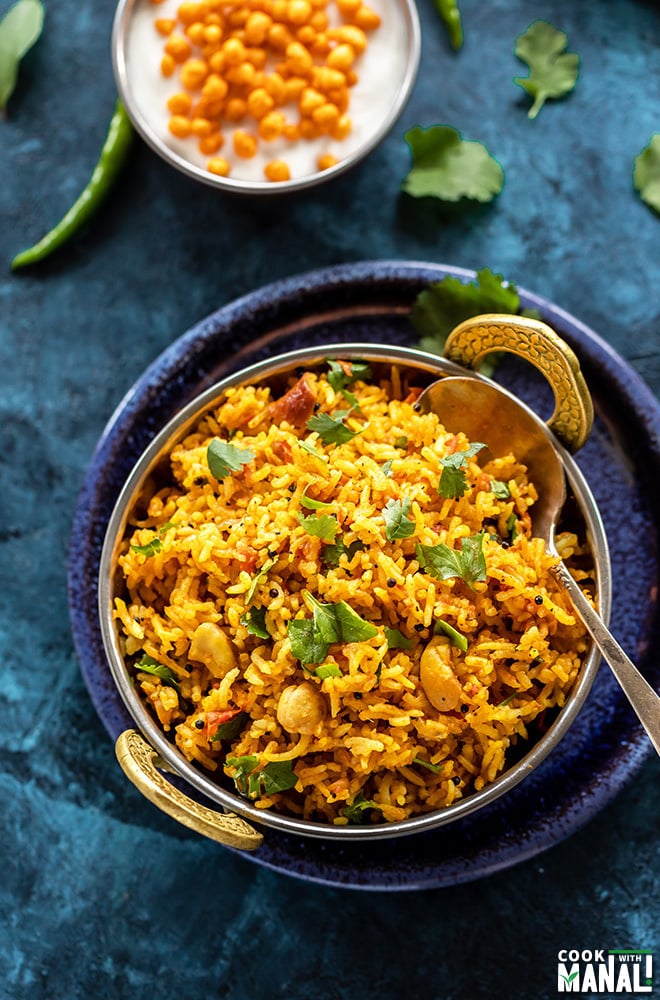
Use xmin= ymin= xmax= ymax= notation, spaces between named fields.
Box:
xmin=277 ymin=682 xmax=326 ymax=735
xmin=419 ymin=635 xmax=462 ymax=712
xmin=189 ymin=622 xmax=237 ymax=678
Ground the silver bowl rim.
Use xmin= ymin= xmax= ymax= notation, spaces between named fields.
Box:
xmin=111 ymin=0 xmax=422 ymax=195
xmin=98 ymin=342 xmax=611 ymax=841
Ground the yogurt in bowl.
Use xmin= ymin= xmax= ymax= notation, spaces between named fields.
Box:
xmin=112 ymin=0 xmax=421 ymax=192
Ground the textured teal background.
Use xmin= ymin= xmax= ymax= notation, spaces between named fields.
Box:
xmin=1 ymin=0 xmax=659 ymax=997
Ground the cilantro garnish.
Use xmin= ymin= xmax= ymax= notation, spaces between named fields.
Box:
xmin=321 ymin=536 xmax=366 ymax=569
xmin=226 ymin=756 xmax=298 ymax=798
xmin=297 ymin=511 xmax=339 ymax=541
xmin=506 ymin=513 xmax=520 ymax=542
xmin=315 ymin=663 xmax=342 ymax=679
xmin=209 ymin=711 xmax=250 ymax=742
xmin=326 ymin=359 xmax=371 ymax=407
xmin=341 ymin=792 xmax=380 ymax=824
xmin=288 ymin=593 xmax=378 ymax=665
xmin=299 ymin=437 xmax=328 ymax=461
xmin=306 ymin=409 xmax=359 ymax=445
xmin=130 ymin=521 xmax=177 ymax=557
xmin=381 ymin=459 xmax=394 ymax=477
xmin=383 ymin=497 xmax=415 ymax=541
xmin=416 ymin=532 xmax=487 ymax=587
xmin=490 ymin=479 xmax=511 ymax=499
xmin=514 ymin=20 xmax=579 ymax=120
xmin=410 ymin=268 xmax=541 ymax=376
xmin=299 ymin=488 xmax=333 ymax=510
xmin=433 ymin=619 xmax=468 ymax=651
xmin=438 ymin=443 xmax=485 ymax=499
xmin=633 ymin=134 xmax=660 ymax=215
xmin=385 ymin=628 xmax=414 ymax=650
xmin=207 ymin=438 xmax=255 ymax=480
xmin=239 ymin=606 xmax=270 ymax=639
xmin=244 ymin=558 xmax=275 ymax=607
xmin=134 ymin=654 xmax=180 ymax=692
xmin=402 ymin=125 xmax=504 ymax=203
xmin=413 ymin=756 xmax=443 ymax=773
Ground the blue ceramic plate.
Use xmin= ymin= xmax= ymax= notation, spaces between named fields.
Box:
xmin=68 ymin=261 xmax=660 ymax=891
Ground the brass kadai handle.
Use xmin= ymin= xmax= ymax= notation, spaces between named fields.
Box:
xmin=115 ymin=729 xmax=264 ymax=850
xmin=443 ymin=313 xmax=594 ymax=452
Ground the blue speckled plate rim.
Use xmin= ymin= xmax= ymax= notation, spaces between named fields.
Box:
xmin=68 ymin=260 xmax=660 ymax=891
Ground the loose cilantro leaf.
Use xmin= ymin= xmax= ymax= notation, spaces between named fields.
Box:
xmin=299 ymin=488 xmax=333 ymax=510
xmin=288 ymin=594 xmax=378 ymax=665
xmin=402 ymin=125 xmax=504 ymax=203
xmin=240 ymin=606 xmax=270 ymax=639
xmin=297 ymin=511 xmax=339 ymax=541
xmin=383 ymin=497 xmax=415 ymax=541
xmin=506 ymin=513 xmax=520 ymax=542
xmin=226 ymin=756 xmax=298 ymax=798
xmin=433 ymin=0 xmax=462 ymax=51
xmin=130 ymin=521 xmax=177 ymax=557
xmin=490 ymin=479 xmax=511 ymax=499
xmin=321 ymin=536 xmax=365 ymax=569
xmin=413 ymin=756 xmax=443 ymax=773
xmin=0 ymin=0 xmax=44 ymax=115
xmin=306 ymin=409 xmax=359 ymax=445
xmin=207 ymin=438 xmax=255 ymax=480
xmin=633 ymin=134 xmax=660 ymax=215
xmin=244 ymin=558 xmax=275 ymax=607
xmin=385 ymin=628 xmax=414 ymax=650
xmin=134 ymin=654 xmax=180 ymax=692
xmin=411 ymin=268 xmax=520 ymax=353
xmin=299 ymin=437 xmax=328 ymax=461
xmin=315 ymin=663 xmax=342 ymax=679
xmin=209 ymin=710 xmax=250 ymax=742
xmin=381 ymin=459 xmax=394 ymax=477
xmin=326 ymin=359 xmax=371 ymax=407
xmin=416 ymin=532 xmax=487 ymax=587
xmin=341 ymin=792 xmax=380 ymax=823
xmin=288 ymin=618 xmax=330 ymax=665
xmin=433 ymin=619 xmax=468 ymax=651
xmin=514 ymin=20 xmax=579 ymax=120
xmin=438 ymin=443 xmax=485 ymax=499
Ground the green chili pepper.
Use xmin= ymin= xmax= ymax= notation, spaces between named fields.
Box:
xmin=11 ymin=98 xmax=133 ymax=269
xmin=433 ymin=0 xmax=463 ymax=51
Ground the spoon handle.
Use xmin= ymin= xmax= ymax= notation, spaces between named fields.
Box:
xmin=553 ymin=562 xmax=660 ymax=756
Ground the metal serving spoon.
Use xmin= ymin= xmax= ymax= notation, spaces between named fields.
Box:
xmin=420 ymin=315 xmax=660 ymax=755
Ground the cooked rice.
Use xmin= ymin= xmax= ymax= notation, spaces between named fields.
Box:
xmin=113 ymin=362 xmax=591 ymax=825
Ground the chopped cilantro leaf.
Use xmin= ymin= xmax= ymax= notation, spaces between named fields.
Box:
xmin=433 ymin=618 xmax=468 ymax=651
xmin=299 ymin=488 xmax=333 ymax=510
xmin=416 ymin=532 xmax=487 ymax=587
xmin=207 ymin=438 xmax=255 ymax=480
xmin=321 ymin=537 xmax=365 ymax=569
xmin=239 ymin=606 xmax=270 ymax=639
xmin=383 ymin=497 xmax=416 ymax=541
xmin=633 ymin=134 xmax=660 ymax=215
xmin=381 ymin=459 xmax=394 ymax=477
xmin=438 ymin=443 xmax=485 ymax=499
xmin=402 ymin=125 xmax=504 ymax=203
xmin=134 ymin=654 xmax=180 ymax=692
xmin=226 ymin=756 xmax=298 ymax=798
xmin=306 ymin=409 xmax=360 ymax=445
xmin=385 ymin=628 xmax=414 ymax=650
xmin=209 ymin=711 xmax=250 ymax=742
xmin=326 ymin=359 xmax=371 ymax=407
xmin=287 ymin=593 xmax=377 ymax=665
xmin=315 ymin=663 xmax=342 ymax=679
xmin=245 ymin=558 xmax=275 ymax=607
xmin=341 ymin=792 xmax=380 ymax=823
xmin=413 ymin=756 xmax=443 ymax=773
xmin=490 ymin=479 xmax=511 ymax=499
xmin=506 ymin=513 xmax=520 ymax=542
xmin=299 ymin=437 xmax=328 ymax=461
xmin=514 ymin=20 xmax=579 ymax=120
xmin=130 ymin=537 xmax=162 ymax=557
xmin=297 ymin=511 xmax=339 ymax=541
